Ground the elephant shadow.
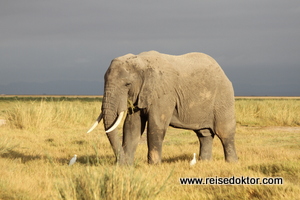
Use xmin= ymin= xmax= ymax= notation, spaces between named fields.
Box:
xmin=1 ymin=149 xmax=194 ymax=165
xmin=73 ymin=154 xmax=116 ymax=166
xmin=0 ymin=149 xmax=42 ymax=163
xmin=163 ymin=154 xmax=192 ymax=163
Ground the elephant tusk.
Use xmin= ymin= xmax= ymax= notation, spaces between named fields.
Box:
xmin=87 ymin=113 xmax=103 ymax=133
xmin=106 ymin=111 xmax=125 ymax=133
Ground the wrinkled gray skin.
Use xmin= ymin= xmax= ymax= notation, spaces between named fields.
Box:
xmin=100 ymin=51 xmax=238 ymax=165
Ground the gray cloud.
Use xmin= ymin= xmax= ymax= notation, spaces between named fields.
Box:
xmin=0 ymin=0 xmax=299 ymax=95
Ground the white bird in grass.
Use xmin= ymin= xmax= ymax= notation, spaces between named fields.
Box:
xmin=190 ymin=153 xmax=196 ymax=166
xmin=69 ymin=154 xmax=77 ymax=166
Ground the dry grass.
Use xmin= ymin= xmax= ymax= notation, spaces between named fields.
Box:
xmin=235 ymin=98 xmax=300 ymax=127
xmin=2 ymin=100 xmax=100 ymax=130
xmin=0 ymin=97 xmax=299 ymax=199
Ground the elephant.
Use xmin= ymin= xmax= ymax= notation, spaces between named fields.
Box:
xmin=87 ymin=50 xmax=238 ymax=165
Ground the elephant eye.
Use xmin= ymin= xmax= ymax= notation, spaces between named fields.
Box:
xmin=125 ymin=83 xmax=131 ymax=87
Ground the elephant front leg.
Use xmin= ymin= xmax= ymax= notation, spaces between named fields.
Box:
xmin=147 ymin=129 xmax=166 ymax=164
xmin=147 ymin=114 xmax=170 ymax=164
xmin=122 ymin=111 xmax=146 ymax=165
xmin=146 ymin=101 xmax=174 ymax=164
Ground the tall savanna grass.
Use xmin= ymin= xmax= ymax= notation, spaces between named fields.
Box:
xmin=55 ymin=166 xmax=171 ymax=200
xmin=0 ymin=97 xmax=299 ymax=199
xmin=235 ymin=99 xmax=300 ymax=127
xmin=3 ymin=100 xmax=101 ymax=130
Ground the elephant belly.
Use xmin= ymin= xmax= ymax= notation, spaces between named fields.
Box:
xmin=169 ymin=114 xmax=212 ymax=130
xmin=169 ymin=100 xmax=214 ymax=130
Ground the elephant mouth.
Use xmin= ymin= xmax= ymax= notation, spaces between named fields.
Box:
xmin=87 ymin=99 xmax=136 ymax=134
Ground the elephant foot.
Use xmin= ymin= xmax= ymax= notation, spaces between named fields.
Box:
xmin=148 ymin=160 xmax=161 ymax=165
xmin=225 ymin=157 xmax=238 ymax=163
xmin=200 ymin=155 xmax=212 ymax=161
xmin=222 ymin=138 xmax=238 ymax=163
xmin=225 ymin=152 xmax=238 ymax=163
xmin=148 ymin=149 xmax=162 ymax=165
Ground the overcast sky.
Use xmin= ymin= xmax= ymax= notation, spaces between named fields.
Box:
xmin=1 ymin=0 xmax=299 ymax=96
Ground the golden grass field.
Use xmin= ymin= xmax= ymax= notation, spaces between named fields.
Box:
xmin=0 ymin=96 xmax=299 ymax=200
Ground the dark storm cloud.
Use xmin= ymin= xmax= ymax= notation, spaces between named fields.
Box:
xmin=0 ymin=0 xmax=299 ymax=95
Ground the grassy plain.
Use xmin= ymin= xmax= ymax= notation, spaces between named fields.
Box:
xmin=0 ymin=96 xmax=299 ymax=199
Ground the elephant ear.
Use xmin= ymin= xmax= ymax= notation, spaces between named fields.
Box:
xmin=137 ymin=67 xmax=162 ymax=109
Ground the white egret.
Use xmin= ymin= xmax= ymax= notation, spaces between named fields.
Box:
xmin=69 ymin=154 xmax=77 ymax=166
xmin=190 ymin=153 xmax=196 ymax=166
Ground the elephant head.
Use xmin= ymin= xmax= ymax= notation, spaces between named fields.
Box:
xmin=87 ymin=52 xmax=164 ymax=163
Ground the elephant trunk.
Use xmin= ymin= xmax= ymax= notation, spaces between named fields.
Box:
xmin=102 ymin=90 xmax=119 ymax=130
xmin=102 ymin=108 xmax=125 ymax=163
xmin=105 ymin=129 xmax=125 ymax=163
xmin=101 ymin=86 xmax=126 ymax=163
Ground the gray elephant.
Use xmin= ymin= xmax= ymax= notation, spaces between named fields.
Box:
xmin=87 ymin=51 xmax=238 ymax=165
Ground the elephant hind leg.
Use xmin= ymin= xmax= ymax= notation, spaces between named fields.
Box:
xmin=219 ymin=137 xmax=238 ymax=162
xmin=214 ymin=121 xmax=238 ymax=162
xmin=195 ymin=129 xmax=214 ymax=161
